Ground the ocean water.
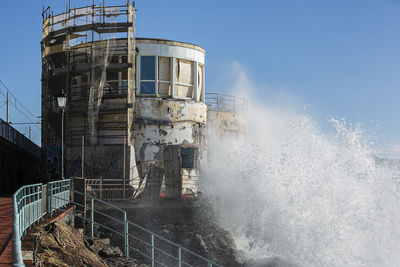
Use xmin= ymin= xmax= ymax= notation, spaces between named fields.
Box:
xmin=200 ymin=101 xmax=400 ymax=267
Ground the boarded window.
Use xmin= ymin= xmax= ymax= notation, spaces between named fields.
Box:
xmin=158 ymin=57 xmax=170 ymax=81
xmin=197 ymin=64 xmax=203 ymax=100
xmin=181 ymin=147 xmax=195 ymax=169
xmin=175 ymin=59 xmax=193 ymax=84
xmin=175 ymin=59 xmax=193 ymax=98
xmin=158 ymin=57 xmax=171 ymax=96
xmin=158 ymin=83 xmax=170 ymax=96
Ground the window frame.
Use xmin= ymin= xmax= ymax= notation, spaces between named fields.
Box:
xmin=139 ymin=55 xmax=158 ymax=95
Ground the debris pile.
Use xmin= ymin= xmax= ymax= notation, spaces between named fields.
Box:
xmin=34 ymin=221 xmax=146 ymax=267
xmin=35 ymin=222 xmax=107 ymax=267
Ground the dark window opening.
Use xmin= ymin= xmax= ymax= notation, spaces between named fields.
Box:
xmin=181 ymin=147 xmax=195 ymax=169
xmin=107 ymin=71 xmax=119 ymax=81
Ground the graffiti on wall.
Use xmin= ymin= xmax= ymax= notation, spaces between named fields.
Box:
xmin=47 ymin=146 xmax=60 ymax=179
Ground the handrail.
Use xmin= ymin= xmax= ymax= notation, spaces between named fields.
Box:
xmin=12 ymin=179 xmax=220 ymax=267
xmin=205 ymin=92 xmax=247 ymax=114
xmin=12 ymin=183 xmax=44 ymax=266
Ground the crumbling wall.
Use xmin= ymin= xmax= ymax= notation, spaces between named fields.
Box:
xmin=132 ymin=98 xmax=207 ymax=199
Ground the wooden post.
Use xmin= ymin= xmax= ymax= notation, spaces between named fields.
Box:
xmin=81 ymin=136 xmax=85 ymax=178
xmin=123 ymin=137 xmax=126 ymax=200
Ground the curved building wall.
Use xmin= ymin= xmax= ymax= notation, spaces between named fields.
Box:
xmin=41 ymin=4 xmax=136 ymax=186
xmin=132 ymin=39 xmax=207 ymax=199
xmin=41 ymin=3 xmax=208 ymax=199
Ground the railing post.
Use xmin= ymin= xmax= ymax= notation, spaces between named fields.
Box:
xmin=100 ymin=177 xmax=103 ymax=200
xmin=151 ymin=233 xmax=155 ymax=267
xmin=124 ymin=211 xmax=129 ymax=257
xmin=90 ymin=198 xmax=94 ymax=238
xmin=46 ymin=183 xmax=52 ymax=217
xmin=178 ymin=246 xmax=182 ymax=267
xmin=12 ymin=194 xmax=24 ymax=266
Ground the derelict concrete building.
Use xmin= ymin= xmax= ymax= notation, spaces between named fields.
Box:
xmin=41 ymin=1 xmax=212 ymax=199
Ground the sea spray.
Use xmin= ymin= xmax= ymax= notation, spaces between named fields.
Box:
xmin=200 ymin=72 xmax=400 ymax=266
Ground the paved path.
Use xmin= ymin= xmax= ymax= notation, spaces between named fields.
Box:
xmin=0 ymin=198 xmax=12 ymax=266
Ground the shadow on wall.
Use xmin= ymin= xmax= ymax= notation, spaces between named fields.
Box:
xmin=0 ymin=138 xmax=41 ymax=195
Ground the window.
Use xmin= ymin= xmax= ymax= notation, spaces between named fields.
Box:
xmin=181 ymin=147 xmax=195 ymax=169
xmin=140 ymin=56 xmax=156 ymax=94
xmin=158 ymin=57 xmax=171 ymax=96
xmin=175 ymin=59 xmax=194 ymax=98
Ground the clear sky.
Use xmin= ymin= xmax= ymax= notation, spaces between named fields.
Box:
xmin=0 ymin=0 xmax=399 ymax=155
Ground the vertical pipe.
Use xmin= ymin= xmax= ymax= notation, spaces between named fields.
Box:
xmin=123 ymin=211 xmax=129 ymax=257
xmin=178 ymin=246 xmax=182 ymax=267
xmin=90 ymin=198 xmax=94 ymax=238
xmin=123 ymin=137 xmax=126 ymax=200
xmin=151 ymin=234 xmax=155 ymax=267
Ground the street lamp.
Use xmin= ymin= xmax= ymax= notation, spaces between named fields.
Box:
xmin=57 ymin=92 xmax=67 ymax=179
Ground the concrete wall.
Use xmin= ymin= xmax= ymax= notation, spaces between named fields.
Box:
xmin=132 ymin=98 xmax=207 ymax=199
xmin=0 ymin=137 xmax=40 ymax=195
xmin=207 ymin=110 xmax=247 ymax=139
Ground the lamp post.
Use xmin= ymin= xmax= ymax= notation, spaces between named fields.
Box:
xmin=57 ymin=92 xmax=67 ymax=179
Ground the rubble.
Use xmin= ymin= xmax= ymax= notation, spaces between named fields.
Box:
xmin=34 ymin=221 xmax=147 ymax=267
xmin=35 ymin=222 xmax=107 ymax=267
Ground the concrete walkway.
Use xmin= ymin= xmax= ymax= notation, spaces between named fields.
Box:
xmin=0 ymin=198 xmax=12 ymax=266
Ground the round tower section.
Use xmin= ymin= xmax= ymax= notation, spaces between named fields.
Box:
xmin=132 ymin=38 xmax=207 ymax=199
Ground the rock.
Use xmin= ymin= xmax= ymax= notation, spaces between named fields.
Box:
xmin=99 ymin=246 xmax=123 ymax=258
xmin=35 ymin=221 xmax=107 ymax=267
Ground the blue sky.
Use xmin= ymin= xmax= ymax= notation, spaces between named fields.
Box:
xmin=0 ymin=0 xmax=399 ymax=155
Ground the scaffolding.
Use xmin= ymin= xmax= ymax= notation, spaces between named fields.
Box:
xmin=41 ymin=1 xmax=135 ymax=148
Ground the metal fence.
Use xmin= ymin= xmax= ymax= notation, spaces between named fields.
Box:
xmin=205 ymin=92 xmax=247 ymax=114
xmin=85 ymin=178 xmax=135 ymax=200
xmin=12 ymin=179 xmax=220 ymax=267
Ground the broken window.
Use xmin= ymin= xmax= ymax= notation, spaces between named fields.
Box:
xmin=140 ymin=56 xmax=156 ymax=94
xmin=181 ymin=147 xmax=195 ymax=169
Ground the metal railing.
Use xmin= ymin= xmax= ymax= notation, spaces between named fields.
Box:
xmin=12 ymin=179 xmax=220 ymax=267
xmin=205 ymin=92 xmax=247 ymax=114
xmin=47 ymin=180 xmax=71 ymax=217
xmin=85 ymin=178 xmax=135 ymax=200
xmin=12 ymin=183 xmax=45 ymax=266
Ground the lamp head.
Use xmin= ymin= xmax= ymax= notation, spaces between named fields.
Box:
xmin=57 ymin=93 xmax=67 ymax=109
